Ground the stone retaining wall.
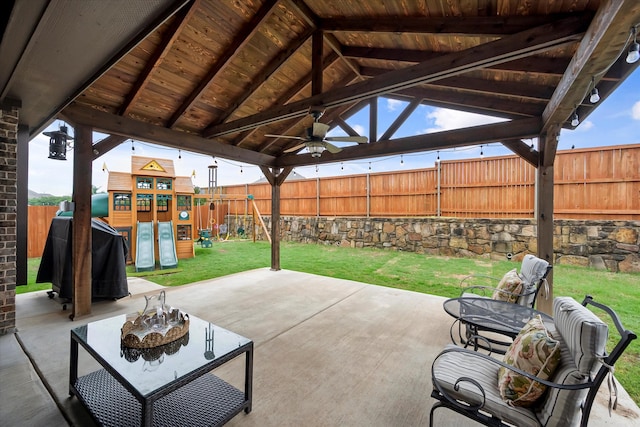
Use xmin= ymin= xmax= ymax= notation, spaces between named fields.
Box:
xmin=228 ymin=216 xmax=640 ymax=273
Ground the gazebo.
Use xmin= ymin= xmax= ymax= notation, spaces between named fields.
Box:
xmin=1 ymin=0 xmax=639 ymax=325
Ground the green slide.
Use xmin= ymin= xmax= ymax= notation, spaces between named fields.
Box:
xmin=158 ymin=221 xmax=178 ymax=270
xmin=135 ymin=221 xmax=155 ymax=272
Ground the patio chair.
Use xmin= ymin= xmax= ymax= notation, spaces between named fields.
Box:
xmin=459 ymin=254 xmax=551 ymax=308
xmin=430 ymin=295 xmax=637 ymax=427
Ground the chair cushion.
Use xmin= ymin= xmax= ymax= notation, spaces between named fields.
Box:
xmin=552 ymin=297 xmax=608 ymax=376
xmin=492 ymin=269 xmax=523 ymax=303
xmin=432 ymin=345 xmax=541 ymax=427
xmin=497 ymin=315 xmax=561 ymax=407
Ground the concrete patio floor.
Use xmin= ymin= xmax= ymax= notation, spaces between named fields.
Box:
xmin=1 ymin=269 xmax=639 ymax=426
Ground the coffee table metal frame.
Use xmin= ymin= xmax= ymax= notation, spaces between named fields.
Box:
xmin=69 ymin=314 xmax=253 ymax=427
xmin=443 ymin=297 xmax=553 ymax=353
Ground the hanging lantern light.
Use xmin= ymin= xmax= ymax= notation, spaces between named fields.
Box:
xmin=44 ymin=125 xmax=73 ymax=160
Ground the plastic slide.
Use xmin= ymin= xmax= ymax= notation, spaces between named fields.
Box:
xmin=158 ymin=221 xmax=178 ymax=269
xmin=135 ymin=221 xmax=155 ymax=272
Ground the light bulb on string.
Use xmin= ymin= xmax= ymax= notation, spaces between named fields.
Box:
xmin=340 ymin=162 xmax=344 ymax=171
xmin=480 ymin=145 xmax=484 ymax=158
xmin=131 ymin=140 xmax=135 ymax=152
xmin=240 ymin=165 xmax=243 ymax=174
xmin=436 ymin=151 xmax=440 ymax=163
xmin=178 ymin=149 xmax=182 ymax=160
xmin=315 ymin=164 xmax=318 ymax=173
xmin=571 ymin=111 xmax=580 ymax=127
xmin=368 ymin=162 xmax=371 ymax=171
xmin=627 ymin=26 xmax=639 ymax=64
xmin=400 ymin=155 xmax=404 ymax=165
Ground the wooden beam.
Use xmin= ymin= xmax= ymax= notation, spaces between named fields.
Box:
xmin=258 ymin=166 xmax=292 ymax=271
xmin=369 ymin=97 xmax=377 ymax=143
xmin=535 ymin=130 xmax=559 ymax=315
xmin=204 ymin=15 xmax=586 ymax=138
xmin=379 ymin=98 xmax=422 ymax=141
xmin=392 ymin=86 xmax=544 ymax=118
xmin=167 ymin=0 xmax=280 ymax=128
xmin=361 ymin=68 xmax=556 ymax=101
xmin=501 ymin=139 xmax=539 ymax=167
xmin=91 ymin=135 xmax=128 ymax=160
xmin=61 ymin=104 xmax=276 ymax=166
xmin=72 ymin=124 xmax=93 ymax=319
xmin=312 ymin=30 xmax=323 ymax=95
xmin=319 ymin=14 xmax=582 ymax=36
xmin=542 ymin=0 xmax=640 ymax=133
xmin=275 ymin=117 xmax=542 ymax=168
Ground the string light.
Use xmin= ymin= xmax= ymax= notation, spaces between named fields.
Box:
xmin=340 ymin=162 xmax=344 ymax=170
xmin=480 ymin=145 xmax=484 ymax=158
xmin=400 ymin=154 xmax=404 ymax=165
xmin=315 ymin=164 xmax=319 ymax=173
xmin=589 ymin=77 xmax=600 ymax=104
xmin=627 ymin=26 xmax=639 ymax=64
xmin=571 ymin=110 xmax=580 ymax=127
xmin=131 ymin=140 xmax=135 ymax=152
xmin=368 ymin=162 xmax=371 ymax=170
xmin=436 ymin=151 xmax=440 ymax=163
xmin=240 ymin=165 xmax=243 ymax=174
xmin=178 ymin=149 xmax=182 ymax=159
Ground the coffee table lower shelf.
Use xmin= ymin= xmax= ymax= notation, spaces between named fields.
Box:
xmin=73 ymin=369 xmax=247 ymax=427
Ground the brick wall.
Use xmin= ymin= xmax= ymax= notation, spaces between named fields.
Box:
xmin=230 ymin=215 xmax=640 ymax=273
xmin=0 ymin=105 xmax=19 ymax=334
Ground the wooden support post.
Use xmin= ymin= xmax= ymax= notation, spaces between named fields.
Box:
xmin=536 ymin=130 xmax=558 ymax=315
xmin=270 ymin=181 xmax=281 ymax=271
xmin=72 ymin=124 xmax=93 ymax=319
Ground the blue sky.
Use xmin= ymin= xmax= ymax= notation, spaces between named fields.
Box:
xmin=29 ymin=68 xmax=640 ymax=196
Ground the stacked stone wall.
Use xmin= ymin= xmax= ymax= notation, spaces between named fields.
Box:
xmin=0 ymin=105 xmax=19 ymax=335
xmin=227 ymin=215 xmax=640 ymax=273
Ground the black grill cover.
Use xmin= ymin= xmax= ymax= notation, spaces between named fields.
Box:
xmin=36 ymin=217 xmax=129 ymax=300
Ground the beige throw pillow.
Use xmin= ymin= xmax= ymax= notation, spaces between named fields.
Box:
xmin=492 ymin=269 xmax=523 ymax=303
xmin=497 ymin=315 xmax=561 ymax=407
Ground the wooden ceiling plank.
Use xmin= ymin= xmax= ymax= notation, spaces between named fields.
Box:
xmin=212 ymin=26 xmax=315 ymax=128
xmin=62 ymin=103 xmax=275 ymax=166
xmin=204 ymin=15 xmax=588 ymax=138
xmin=167 ymin=0 xmax=280 ymax=128
xmin=319 ymin=14 xmax=582 ymax=36
xmin=312 ymin=29 xmax=323 ymax=95
xmin=119 ymin=0 xmax=198 ymax=117
xmin=275 ymin=117 xmax=542 ymax=168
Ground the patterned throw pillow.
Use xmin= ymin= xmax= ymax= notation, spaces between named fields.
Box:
xmin=497 ymin=315 xmax=561 ymax=407
xmin=492 ymin=268 xmax=523 ymax=303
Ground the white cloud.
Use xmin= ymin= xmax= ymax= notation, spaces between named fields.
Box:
xmin=424 ymin=108 xmax=507 ymax=133
xmin=386 ymin=99 xmax=404 ymax=112
xmin=632 ymin=101 xmax=640 ymax=120
xmin=352 ymin=124 xmax=366 ymax=136
xmin=575 ymin=120 xmax=594 ymax=131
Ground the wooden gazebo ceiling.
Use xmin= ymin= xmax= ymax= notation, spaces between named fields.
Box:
xmin=56 ymin=0 xmax=640 ymax=169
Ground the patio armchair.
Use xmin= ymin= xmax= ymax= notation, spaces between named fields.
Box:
xmin=430 ymin=295 xmax=637 ymax=427
xmin=459 ymin=254 xmax=551 ymax=308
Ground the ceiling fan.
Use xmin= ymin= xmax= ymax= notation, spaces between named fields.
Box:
xmin=265 ymin=108 xmax=367 ymax=157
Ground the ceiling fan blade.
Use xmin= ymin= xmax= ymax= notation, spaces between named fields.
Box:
xmin=311 ymin=122 xmax=330 ymax=138
xmin=265 ymin=134 xmax=306 ymax=141
xmin=283 ymin=143 xmax=308 ymax=153
xmin=323 ymin=142 xmax=343 ymax=154
xmin=325 ymin=136 xmax=368 ymax=144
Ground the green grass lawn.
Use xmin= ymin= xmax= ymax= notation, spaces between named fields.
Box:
xmin=23 ymin=240 xmax=640 ymax=404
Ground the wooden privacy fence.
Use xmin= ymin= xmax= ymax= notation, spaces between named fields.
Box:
xmin=222 ymin=144 xmax=640 ymax=220
xmin=27 ymin=145 xmax=639 ymax=258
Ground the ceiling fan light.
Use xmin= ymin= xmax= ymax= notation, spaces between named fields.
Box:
xmin=308 ymin=144 xmax=325 ymax=157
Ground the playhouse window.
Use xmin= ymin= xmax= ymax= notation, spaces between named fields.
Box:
xmin=157 ymin=195 xmax=171 ymax=212
xmin=177 ymin=225 xmax=192 ymax=240
xmin=136 ymin=177 xmax=153 ymax=189
xmin=114 ymin=193 xmax=131 ymax=211
xmin=156 ymin=178 xmax=172 ymax=190
xmin=136 ymin=194 xmax=152 ymax=212
xmin=177 ymin=195 xmax=192 ymax=211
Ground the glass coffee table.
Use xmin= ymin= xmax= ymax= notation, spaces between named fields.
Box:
xmin=443 ymin=297 xmax=553 ymax=354
xmin=70 ymin=313 xmax=253 ymax=427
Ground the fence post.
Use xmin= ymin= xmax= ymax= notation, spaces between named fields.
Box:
xmin=436 ymin=160 xmax=441 ymax=217
xmin=316 ymin=177 xmax=320 ymax=217
xmin=366 ymin=173 xmax=370 ymax=217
